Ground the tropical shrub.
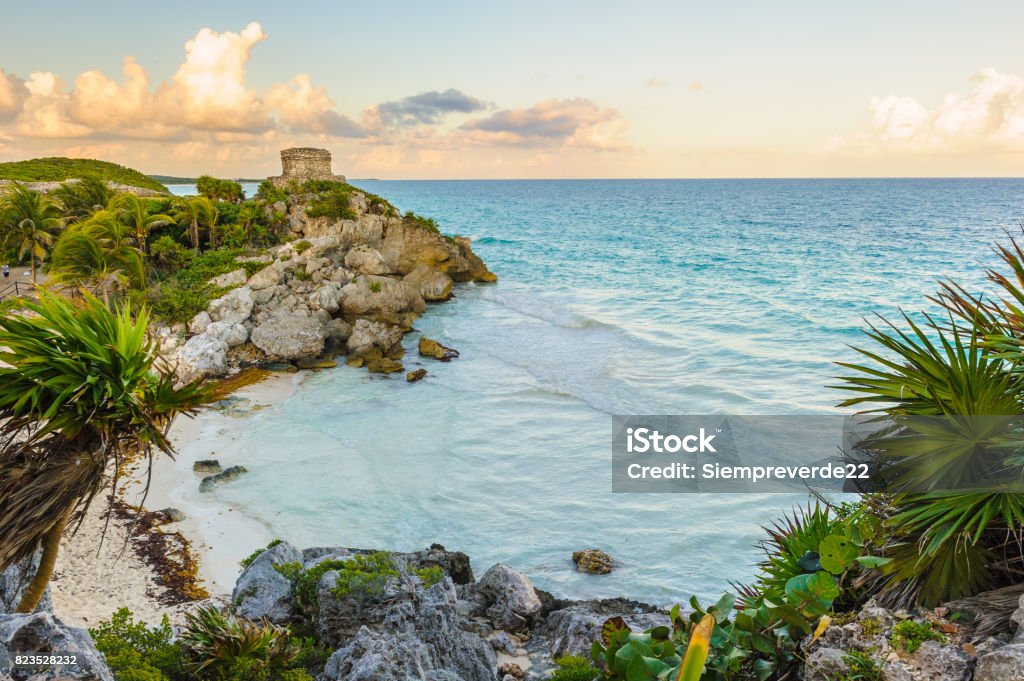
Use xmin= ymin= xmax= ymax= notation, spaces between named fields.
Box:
xmin=550 ymin=655 xmax=602 ymax=681
xmin=304 ymin=187 xmax=356 ymax=220
xmin=180 ymin=606 xmax=299 ymax=678
xmin=196 ymin=175 xmax=244 ymax=203
xmin=836 ymin=232 xmax=1024 ymax=606
xmin=90 ymin=608 xmax=183 ymax=681
xmin=0 ymin=294 xmax=211 ymax=612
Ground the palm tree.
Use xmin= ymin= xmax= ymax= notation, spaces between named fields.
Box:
xmin=172 ymin=196 xmax=217 ymax=250
xmin=50 ymin=210 xmax=146 ymax=298
xmin=0 ymin=293 xmax=212 ymax=612
xmin=112 ymin=194 xmax=171 ymax=255
xmin=0 ymin=183 xmax=63 ymax=285
xmin=52 ymin=176 xmax=111 ymax=223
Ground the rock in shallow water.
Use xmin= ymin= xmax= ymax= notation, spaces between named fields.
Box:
xmin=572 ymin=549 xmax=614 ymax=575
xmin=418 ymin=336 xmax=460 ymax=362
xmin=199 ymin=465 xmax=248 ymax=492
xmin=406 ymin=368 xmax=427 ymax=382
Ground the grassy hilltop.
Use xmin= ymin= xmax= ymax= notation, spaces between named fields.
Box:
xmin=0 ymin=157 xmax=168 ymax=193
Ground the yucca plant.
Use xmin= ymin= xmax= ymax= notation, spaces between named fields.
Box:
xmin=836 ymin=236 xmax=1024 ymax=607
xmin=0 ymin=293 xmax=211 ymax=612
xmin=180 ymin=606 xmax=299 ymax=675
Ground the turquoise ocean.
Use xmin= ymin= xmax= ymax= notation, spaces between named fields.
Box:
xmin=169 ymin=179 xmax=1024 ymax=604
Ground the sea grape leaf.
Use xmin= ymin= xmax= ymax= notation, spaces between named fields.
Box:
xmin=855 ymin=555 xmax=893 ymax=568
xmin=819 ymin=535 xmax=858 ymax=574
xmin=602 ymin=616 xmax=630 ymax=645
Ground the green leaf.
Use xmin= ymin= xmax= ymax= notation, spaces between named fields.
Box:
xmin=818 ymin=535 xmax=858 ymax=574
xmin=855 ymin=555 xmax=894 ymax=568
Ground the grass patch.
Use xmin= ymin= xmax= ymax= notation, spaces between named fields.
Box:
xmin=139 ymin=248 xmax=265 ymax=324
xmin=890 ymin=620 xmax=946 ymax=653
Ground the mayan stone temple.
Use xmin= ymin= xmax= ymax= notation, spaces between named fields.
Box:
xmin=267 ymin=147 xmax=346 ymax=187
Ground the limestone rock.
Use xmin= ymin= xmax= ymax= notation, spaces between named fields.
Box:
xmin=977 ymin=643 xmax=1024 ymax=680
xmin=204 ymin=320 xmax=248 ymax=348
xmin=193 ymin=460 xmax=222 ymax=473
xmin=477 ymin=564 xmax=542 ymax=632
xmin=208 ymin=286 xmax=255 ymax=324
xmin=175 ymin=334 xmax=229 ymax=383
xmin=366 ymin=358 xmax=404 ymax=374
xmin=199 ymin=465 xmax=248 ymax=492
xmin=248 ymin=262 xmax=284 ymax=290
xmin=347 ymin=319 xmax=404 ymax=358
xmin=1 ymin=552 xmax=51 ymax=614
xmin=251 ymin=314 xmax=326 ymax=361
xmin=188 ymin=310 xmax=212 ymax=335
xmin=232 ymin=541 xmax=302 ymax=624
xmin=344 ymin=245 xmax=391 ymax=275
xmin=320 ymin=580 xmax=496 ymax=681
xmin=452 ymin=236 xmax=497 ymax=283
xmin=309 ymin=283 xmax=343 ymax=313
xmin=572 ymin=549 xmax=614 ymax=575
xmin=338 ymin=276 xmax=426 ymax=329
xmin=0 ymin=612 xmax=114 ymax=680
xmin=209 ymin=268 xmax=247 ymax=288
xmin=160 ymin=508 xmax=186 ymax=523
xmin=403 ymin=263 xmax=454 ymax=301
xmin=419 ymin=337 xmax=460 ymax=362
xmin=545 ymin=600 xmax=668 ymax=658
xmin=406 ymin=368 xmax=427 ymax=383
xmin=324 ymin=318 xmax=352 ymax=343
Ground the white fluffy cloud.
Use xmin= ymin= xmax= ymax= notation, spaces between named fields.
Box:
xmin=829 ymin=68 xmax=1024 ymax=154
xmin=0 ymin=69 xmax=28 ymax=123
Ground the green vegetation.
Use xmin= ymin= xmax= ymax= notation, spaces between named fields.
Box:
xmin=550 ymin=655 xmax=602 ymax=681
xmin=841 ymin=649 xmax=884 ymax=681
xmin=0 ymin=157 xmax=168 ymax=192
xmin=135 ymin=248 xmax=266 ymax=324
xmin=0 ymin=294 xmax=212 ymax=612
xmin=835 ymin=233 xmax=1024 ymax=607
xmin=0 ymin=182 xmax=62 ymax=284
xmin=90 ymin=608 xmax=184 ymax=681
xmin=90 ymin=607 xmax=319 ymax=681
xmin=368 ymin=280 xmax=382 ymax=293
xmin=889 ymin=620 xmax=946 ymax=654
xmin=196 ymin=175 xmax=245 ymax=203
xmin=240 ymin=539 xmax=284 ymax=569
xmin=293 ymin=240 xmax=312 ymax=254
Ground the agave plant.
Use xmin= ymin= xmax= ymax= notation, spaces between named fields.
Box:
xmin=0 ymin=293 xmax=211 ymax=612
xmin=180 ymin=606 xmax=299 ymax=675
xmin=836 ymin=235 xmax=1024 ymax=607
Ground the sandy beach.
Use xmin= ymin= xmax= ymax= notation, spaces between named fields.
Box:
xmin=50 ymin=370 xmax=304 ymax=627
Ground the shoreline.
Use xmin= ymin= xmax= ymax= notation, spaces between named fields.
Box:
xmin=50 ymin=370 xmax=305 ymax=627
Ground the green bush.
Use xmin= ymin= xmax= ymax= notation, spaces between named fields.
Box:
xmin=180 ymin=606 xmax=300 ymax=679
xmin=256 ymin=180 xmax=287 ymax=204
xmin=89 ymin=608 xmax=183 ymax=681
xmin=304 ymin=187 xmax=356 ymax=220
xmin=293 ymin=240 xmax=312 ymax=254
xmin=240 ymin=539 xmax=284 ymax=569
xmin=142 ymin=249 xmax=265 ymax=323
xmin=197 ymin=175 xmax=244 ymax=203
xmin=550 ymin=655 xmax=601 ymax=681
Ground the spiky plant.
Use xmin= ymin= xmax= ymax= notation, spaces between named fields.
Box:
xmin=180 ymin=606 xmax=299 ymax=675
xmin=111 ymin=193 xmax=171 ymax=256
xmin=0 ymin=293 xmax=211 ymax=612
xmin=52 ymin=175 xmax=112 ymax=223
xmin=836 ymin=238 xmax=1024 ymax=607
xmin=50 ymin=210 xmax=147 ymax=296
xmin=746 ymin=503 xmax=844 ymax=603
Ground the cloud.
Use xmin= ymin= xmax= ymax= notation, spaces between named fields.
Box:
xmin=828 ymin=67 xmax=1024 ymax=154
xmin=0 ymin=69 xmax=28 ymax=122
xmin=266 ymin=74 xmax=365 ymax=137
xmin=459 ymin=98 xmax=627 ymax=149
xmin=370 ymin=88 xmax=487 ymax=128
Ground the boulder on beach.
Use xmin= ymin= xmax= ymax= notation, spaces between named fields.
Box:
xmin=192 ymin=459 xmax=222 ymax=473
xmin=0 ymin=612 xmax=114 ymax=680
xmin=477 ymin=563 xmax=542 ymax=633
xmin=250 ymin=313 xmax=327 ymax=361
xmin=232 ymin=541 xmax=303 ymax=624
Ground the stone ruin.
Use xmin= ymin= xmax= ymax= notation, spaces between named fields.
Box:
xmin=266 ymin=147 xmax=346 ymax=188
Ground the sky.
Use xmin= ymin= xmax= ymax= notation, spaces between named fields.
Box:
xmin=1 ymin=0 xmax=1024 ymax=179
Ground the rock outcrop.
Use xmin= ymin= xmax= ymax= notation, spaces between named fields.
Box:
xmin=1 ymin=552 xmax=51 ymax=614
xmin=164 ymin=184 xmax=494 ymax=379
xmin=0 ymin=612 xmax=114 ymax=680
xmin=232 ymin=542 xmax=303 ymax=624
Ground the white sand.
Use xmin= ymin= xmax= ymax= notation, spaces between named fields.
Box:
xmin=50 ymin=370 xmax=304 ymax=626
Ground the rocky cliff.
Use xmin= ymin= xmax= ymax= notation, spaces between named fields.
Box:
xmin=164 ymin=187 xmax=496 ymax=383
